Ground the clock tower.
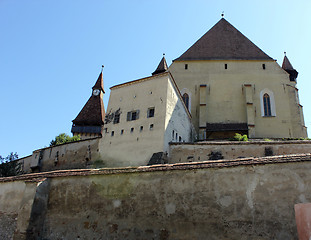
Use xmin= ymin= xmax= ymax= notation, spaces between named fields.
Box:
xmin=71 ymin=70 xmax=105 ymax=139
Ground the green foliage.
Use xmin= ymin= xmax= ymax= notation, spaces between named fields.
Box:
xmin=50 ymin=133 xmax=81 ymax=147
xmin=230 ymin=133 xmax=248 ymax=142
xmin=0 ymin=152 xmax=21 ymax=177
xmin=264 ymin=138 xmax=272 ymax=142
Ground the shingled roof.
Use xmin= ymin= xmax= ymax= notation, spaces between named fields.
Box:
xmin=282 ymin=55 xmax=294 ymax=70
xmin=152 ymin=56 xmax=168 ymax=75
xmin=174 ymin=18 xmax=273 ymax=61
xmin=72 ymin=72 xmax=105 ymax=126
xmin=282 ymin=54 xmax=298 ymax=81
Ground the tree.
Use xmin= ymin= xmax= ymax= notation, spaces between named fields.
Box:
xmin=0 ymin=152 xmax=21 ymax=177
xmin=50 ymin=133 xmax=81 ymax=147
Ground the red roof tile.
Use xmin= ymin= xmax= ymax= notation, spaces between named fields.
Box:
xmin=72 ymin=72 xmax=105 ymax=126
xmin=72 ymin=95 xmax=105 ymax=126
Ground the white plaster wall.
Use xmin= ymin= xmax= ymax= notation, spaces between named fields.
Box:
xmin=164 ymin=78 xmax=192 ymax=154
xmin=100 ymin=74 xmax=169 ymax=167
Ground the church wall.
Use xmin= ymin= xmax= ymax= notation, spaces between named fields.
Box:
xmin=169 ymin=60 xmax=303 ymax=139
xmin=2 ymin=155 xmax=311 ymax=239
xmin=163 ymin=76 xmax=193 ymax=153
xmin=99 ymin=74 xmax=169 ymax=167
xmin=169 ymin=140 xmax=311 ymax=163
xmin=286 ymin=84 xmax=308 ymax=138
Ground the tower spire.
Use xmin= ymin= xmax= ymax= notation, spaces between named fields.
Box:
xmin=92 ymin=66 xmax=105 ymax=93
xmin=282 ymin=53 xmax=298 ymax=82
xmin=152 ymin=54 xmax=168 ymax=75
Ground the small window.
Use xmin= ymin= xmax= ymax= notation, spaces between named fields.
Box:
xmin=127 ymin=110 xmax=140 ymax=121
xmin=121 ymin=129 xmax=124 ymax=135
xmin=176 ymin=133 xmax=178 ymax=140
xmin=140 ymin=126 xmax=143 ymax=132
xmin=111 ymin=131 xmax=114 ymax=136
xmin=179 ymin=136 xmax=182 ymax=142
xmin=262 ymin=64 xmax=266 ymax=70
xmin=131 ymin=127 xmax=134 ymax=133
xmin=225 ymin=64 xmax=227 ymax=69
xmin=172 ymin=130 xmax=175 ymax=139
xmin=182 ymin=93 xmax=189 ymax=110
xmin=185 ymin=64 xmax=188 ymax=70
xmin=104 ymin=128 xmax=108 ymax=133
xmin=147 ymin=107 xmax=155 ymax=118
xmin=113 ymin=113 xmax=120 ymax=124
xmin=150 ymin=124 xmax=154 ymax=130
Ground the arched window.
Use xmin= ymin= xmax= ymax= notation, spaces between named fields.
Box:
xmin=263 ymin=93 xmax=271 ymax=116
xmin=182 ymin=93 xmax=189 ymax=110
xmin=260 ymin=89 xmax=276 ymax=117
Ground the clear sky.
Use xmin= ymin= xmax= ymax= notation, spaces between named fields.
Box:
xmin=1 ymin=0 xmax=310 ymax=158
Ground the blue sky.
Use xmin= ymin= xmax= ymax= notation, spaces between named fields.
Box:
xmin=1 ymin=0 xmax=311 ymax=158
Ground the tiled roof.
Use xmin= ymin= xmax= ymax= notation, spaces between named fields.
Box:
xmin=72 ymin=95 xmax=105 ymax=126
xmin=174 ymin=18 xmax=273 ymax=61
xmin=72 ymin=72 xmax=105 ymax=126
xmin=152 ymin=56 xmax=168 ymax=75
xmin=282 ymin=55 xmax=294 ymax=70
xmin=1 ymin=153 xmax=311 ymax=182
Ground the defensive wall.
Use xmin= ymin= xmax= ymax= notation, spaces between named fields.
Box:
xmin=169 ymin=140 xmax=311 ymax=163
xmin=1 ymin=153 xmax=311 ymax=239
xmin=16 ymin=140 xmax=311 ymax=174
xmin=19 ymin=137 xmax=101 ymax=174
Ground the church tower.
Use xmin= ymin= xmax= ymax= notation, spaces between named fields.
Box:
xmin=71 ymin=70 xmax=105 ymax=139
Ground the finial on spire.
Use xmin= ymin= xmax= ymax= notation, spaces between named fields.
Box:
xmin=221 ymin=11 xmax=224 ymax=18
xmin=284 ymin=52 xmax=286 ymax=56
xmin=163 ymin=53 xmax=165 ymax=57
xmin=101 ymin=65 xmax=104 ymax=72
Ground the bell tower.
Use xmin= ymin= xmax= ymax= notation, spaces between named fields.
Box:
xmin=71 ymin=68 xmax=105 ymax=139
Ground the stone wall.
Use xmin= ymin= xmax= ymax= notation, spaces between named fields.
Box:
xmin=19 ymin=137 xmax=101 ymax=174
xmin=169 ymin=140 xmax=311 ymax=163
xmin=1 ymin=154 xmax=311 ymax=239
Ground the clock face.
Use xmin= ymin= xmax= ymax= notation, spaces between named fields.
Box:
xmin=93 ymin=89 xmax=100 ymax=96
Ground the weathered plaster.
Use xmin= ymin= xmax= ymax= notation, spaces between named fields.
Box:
xmin=1 ymin=154 xmax=311 ymax=239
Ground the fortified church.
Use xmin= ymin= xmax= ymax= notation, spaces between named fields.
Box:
xmin=23 ymin=18 xmax=308 ymax=171
xmin=2 ymin=18 xmax=311 ymax=240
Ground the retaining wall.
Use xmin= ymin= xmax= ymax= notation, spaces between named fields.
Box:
xmin=1 ymin=154 xmax=311 ymax=239
xmin=169 ymin=140 xmax=311 ymax=163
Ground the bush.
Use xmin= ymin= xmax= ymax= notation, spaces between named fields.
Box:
xmin=230 ymin=133 xmax=248 ymax=142
xmin=50 ymin=133 xmax=81 ymax=146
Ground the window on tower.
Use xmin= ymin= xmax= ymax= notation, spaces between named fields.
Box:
xmin=147 ymin=107 xmax=155 ymax=118
xmin=113 ymin=113 xmax=120 ymax=124
xmin=127 ymin=110 xmax=140 ymax=121
xmin=182 ymin=93 xmax=189 ymax=110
